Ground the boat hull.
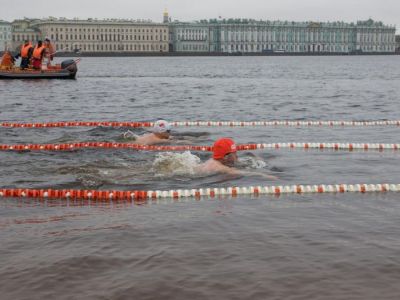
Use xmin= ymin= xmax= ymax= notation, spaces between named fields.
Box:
xmin=0 ymin=69 xmax=77 ymax=79
xmin=0 ymin=59 xmax=78 ymax=79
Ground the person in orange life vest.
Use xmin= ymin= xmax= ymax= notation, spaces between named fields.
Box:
xmin=0 ymin=50 xmax=15 ymax=69
xmin=43 ymin=38 xmax=55 ymax=66
xmin=195 ymin=138 xmax=277 ymax=179
xmin=32 ymin=40 xmax=46 ymax=70
xmin=14 ymin=40 xmax=33 ymax=69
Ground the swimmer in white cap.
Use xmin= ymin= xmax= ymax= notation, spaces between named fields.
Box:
xmin=124 ymin=120 xmax=172 ymax=145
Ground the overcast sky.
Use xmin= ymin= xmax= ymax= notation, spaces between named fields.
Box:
xmin=1 ymin=0 xmax=398 ymax=32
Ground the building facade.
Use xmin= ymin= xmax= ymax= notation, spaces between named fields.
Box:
xmin=207 ymin=19 xmax=396 ymax=53
xmin=11 ymin=19 xmax=41 ymax=50
xmin=7 ymin=16 xmax=396 ymax=54
xmin=167 ymin=18 xmax=396 ymax=54
xmin=169 ymin=22 xmax=210 ymax=52
xmin=11 ymin=17 xmax=169 ymax=53
xmin=396 ymin=35 xmax=400 ymax=53
xmin=0 ymin=20 xmax=12 ymax=51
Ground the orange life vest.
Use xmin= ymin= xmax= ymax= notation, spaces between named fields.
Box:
xmin=32 ymin=45 xmax=45 ymax=59
xmin=21 ymin=43 xmax=32 ymax=58
xmin=0 ymin=52 xmax=14 ymax=68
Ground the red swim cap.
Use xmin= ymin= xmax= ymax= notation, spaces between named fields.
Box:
xmin=213 ymin=138 xmax=237 ymax=160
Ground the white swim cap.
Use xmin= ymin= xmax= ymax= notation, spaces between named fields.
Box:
xmin=153 ymin=120 xmax=171 ymax=133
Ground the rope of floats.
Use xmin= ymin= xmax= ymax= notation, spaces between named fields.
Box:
xmin=1 ymin=142 xmax=399 ymax=152
xmin=1 ymin=183 xmax=399 ymax=201
xmin=1 ymin=120 xmax=400 ymax=128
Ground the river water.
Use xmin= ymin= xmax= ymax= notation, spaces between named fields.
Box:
xmin=1 ymin=56 xmax=400 ymax=299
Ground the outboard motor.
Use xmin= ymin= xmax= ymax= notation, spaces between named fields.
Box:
xmin=61 ymin=59 xmax=77 ymax=72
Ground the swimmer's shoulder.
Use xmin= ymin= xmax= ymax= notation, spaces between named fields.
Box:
xmin=135 ymin=133 xmax=171 ymax=145
xmin=196 ymin=159 xmax=235 ymax=174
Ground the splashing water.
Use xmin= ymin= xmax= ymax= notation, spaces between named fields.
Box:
xmin=237 ymin=156 xmax=267 ymax=169
xmin=152 ymin=151 xmax=201 ymax=177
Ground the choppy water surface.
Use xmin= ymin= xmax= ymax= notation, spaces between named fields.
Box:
xmin=1 ymin=56 xmax=400 ymax=299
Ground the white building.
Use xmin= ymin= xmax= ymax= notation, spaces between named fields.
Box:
xmin=0 ymin=20 xmax=12 ymax=51
xmin=13 ymin=17 xmax=169 ymax=53
xmin=11 ymin=19 xmax=41 ymax=50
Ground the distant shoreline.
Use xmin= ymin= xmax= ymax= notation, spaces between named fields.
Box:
xmin=2 ymin=51 xmax=399 ymax=57
xmin=55 ymin=52 xmax=400 ymax=57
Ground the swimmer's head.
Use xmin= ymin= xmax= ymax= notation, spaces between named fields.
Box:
xmin=213 ymin=138 xmax=238 ymax=166
xmin=152 ymin=120 xmax=171 ymax=139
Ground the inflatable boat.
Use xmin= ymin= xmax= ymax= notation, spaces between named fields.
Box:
xmin=0 ymin=59 xmax=78 ymax=79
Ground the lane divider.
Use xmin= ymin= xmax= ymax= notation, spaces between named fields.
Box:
xmin=0 ymin=142 xmax=399 ymax=152
xmin=1 ymin=183 xmax=399 ymax=201
xmin=0 ymin=142 xmax=212 ymax=152
xmin=0 ymin=121 xmax=153 ymax=128
xmin=1 ymin=120 xmax=400 ymax=128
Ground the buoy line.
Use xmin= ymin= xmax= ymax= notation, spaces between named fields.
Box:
xmin=0 ymin=183 xmax=399 ymax=201
xmin=1 ymin=142 xmax=399 ymax=152
xmin=1 ymin=120 xmax=400 ymax=128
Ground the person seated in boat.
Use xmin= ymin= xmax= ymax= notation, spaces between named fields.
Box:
xmin=195 ymin=137 xmax=277 ymax=179
xmin=0 ymin=50 xmax=15 ymax=70
xmin=124 ymin=120 xmax=172 ymax=145
xmin=43 ymin=38 xmax=55 ymax=67
xmin=31 ymin=40 xmax=46 ymax=70
xmin=14 ymin=40 xmax=33 ymax=69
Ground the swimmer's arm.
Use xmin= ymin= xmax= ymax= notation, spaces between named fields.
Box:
xmin=123 ymin=130 xmax=139 ymax=140
xmin=147 ymin=137 xmax=194 ymax=145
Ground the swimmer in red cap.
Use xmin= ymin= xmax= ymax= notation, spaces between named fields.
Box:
xmin=123 ymin=120 xmax=172 ymax=145
xmin=196 ymin=138 xmax=276 ymax=179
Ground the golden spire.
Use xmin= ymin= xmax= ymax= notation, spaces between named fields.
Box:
xmin=163 ymin=6 xmax=169 ymax=23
